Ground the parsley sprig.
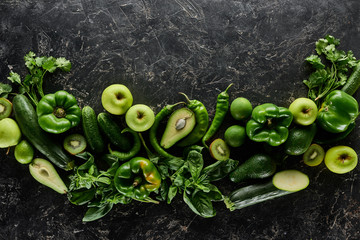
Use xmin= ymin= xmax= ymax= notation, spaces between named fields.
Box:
xmin=303 ymin=35 xmax=359 ymax=106
xmin=7 ymin=51 xmax=71 ymax=105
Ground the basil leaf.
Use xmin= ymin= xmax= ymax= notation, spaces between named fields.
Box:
xmin=167 ymin=185 xmax=178 ymax=204
xmin=202 ymin=158 xmax=239 ymax=182
xmin=187 ymin=150 xmax=203 ymax=181
xmin=0 ymin=83 xmax=12 ymax=98
xmin=68 ymin=188 xmax=96 ymax=205
xmin=82 ymin=203 xmax=113 ymax=222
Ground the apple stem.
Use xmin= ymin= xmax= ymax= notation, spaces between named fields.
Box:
xmin=6 ymin=147 xmax=10 ymax=155
xmin=303 ymin=107 xmax=312 ymax=114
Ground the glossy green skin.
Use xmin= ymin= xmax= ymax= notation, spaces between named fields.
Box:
xmin=177 ymin=94 xmax=209 ymax=147
xmin=97 ymin=112 xmax=132 ymax=151
xmin=37 ymin=90 xmax=81 ymax=134
xmin=149 ymin=103 xmax=180 ymax=158
xmin=246 ymin=103 xmax=293 ymax=146
xmin=284 ymin=123 xmax=317 ymax=156
xmin=317 ymin=90 xmax=359 ymax=133
xmin=82 ymin=106 xmax=105 ymax=153
xmin=109 ymin=128 xmax=141 ymax=161
xmin=202 ymin=84 xmax=232 ymax=147
xmin=229 ymin=153 xmax=276 ymax=183
xmin=13 ymin=94 xmax=74 ymax=170
xmin=114 ymin=157 xmax=161 ymax=200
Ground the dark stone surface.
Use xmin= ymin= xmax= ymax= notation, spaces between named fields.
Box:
xmin=1 ymin=0 xmax=360 ymax=239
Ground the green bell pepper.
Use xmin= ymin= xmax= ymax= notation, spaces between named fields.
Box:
xmin=246 ymin=103 xmax=293 ymax=146
xmin=317 ymin=90 xmax=359 ymax=133
xmin=37 ymin=90 xmax=81 ymax=134
xmin=114 ymin=157 xmax=161 ymax=202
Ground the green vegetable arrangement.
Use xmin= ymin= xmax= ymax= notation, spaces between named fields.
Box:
xmin=1 ymin=35 xmax=360 ymax=222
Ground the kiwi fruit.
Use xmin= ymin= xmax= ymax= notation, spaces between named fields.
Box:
xmin=0 ymin=98 xmax=12 ymax=120
xmin=303 ymin=144 xmax=325 ymax=167
xmin=63 ymin=133 xmax=87 ymax=155
xmin=209 ymin=138 xmax=230 ymax=161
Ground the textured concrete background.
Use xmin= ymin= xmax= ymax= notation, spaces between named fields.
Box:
xmin=1 ymin=0 xmax=360 ymax=239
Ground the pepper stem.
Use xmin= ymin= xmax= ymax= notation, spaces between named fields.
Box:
xmin=132 ymin=176 xmax=142 ymax=187
xmin=54 ymin=107 xmax=66 ymax=118
xmin=179 ymin=92 xmax=191 ymax=103
xmin=224 ymin=83 xmax=233 ymax=93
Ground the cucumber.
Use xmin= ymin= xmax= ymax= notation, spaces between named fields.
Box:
xmin=225 ymin=170 xmax=309 ymax=211
xmin=12 ymin=94 xmax=74 ymax=171
xmin=82 ymin=106 xmax=105 ymax=153
xmin=284 ymin=123 xmax=317 ymax=156
xmin=341 ymin=62 xmax=360 ymax=95
xmin=97 ymin=112 xmax=131 ymax=151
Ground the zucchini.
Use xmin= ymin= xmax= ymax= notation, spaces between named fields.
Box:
xmin=82 ymin=106 xmax=105 ymax=153
xmin=225 ymin=170 xmax=309 ymax=211
xmin=97 ymin=112 xmax=131 ymax=151
xmin=12 ymin=94 xmax=74 ymax=171
xmin=341 ymin=62 xmax=360 ymax=95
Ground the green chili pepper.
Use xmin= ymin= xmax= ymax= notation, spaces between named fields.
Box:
xmin=37 ymin=90 xmax=81 ymax=134
xmin=108 ymin=128 xmax=141 ymax=161
xmin=114 ymin=157 xmax=161 ymax=202
xmin=177 ymin=93 xmax=209 ymax=147
xmin=246 ymin=103 xmax=293 ymax=146
xmin=149 ymin=102 xmax=183 ymax=159
xmin=202 ymin=84 xmax=233 ymax=147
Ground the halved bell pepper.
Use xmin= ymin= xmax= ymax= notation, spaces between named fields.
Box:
xmin=317 ymin=90 xmax=359 ymax=133
xmin=37 ymin=90 xmax=81 ymax=134
xmin=114 ymin=157 xmax=161 ymax=201
xmin=246 ymin=103 xmax=293 ymax=146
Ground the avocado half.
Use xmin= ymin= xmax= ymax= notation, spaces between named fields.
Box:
xmin=160 ymin=108 xmax=196 ymax=149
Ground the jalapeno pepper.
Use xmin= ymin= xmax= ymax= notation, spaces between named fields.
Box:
xmin=246 ymin=103 xmax=293 ymax=146
xmin=202 ymin=84 xmax=233 ymax=147
xmin=177 ymin=93 xmax=209 ymax=147
xmin=37 ymin=90 xmax=81 ymax=134
xmin=149 ymin=102 xmax=183 ymax=159
xmin=317 ymin=90 xmax=359 ymax=133
xmin=114 ymin=157 xmax=161 ymax=202
xmin=108 ymin=128 xmax=141 ymax=161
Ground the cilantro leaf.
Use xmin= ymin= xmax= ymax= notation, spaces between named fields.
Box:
xmin=306 ymin=55 xmax=325 ymax=69
xmin=0 ymin=83 xmax=12 ymax=98
xmin=56 ymin=57 xmax=72 ymax=72
xmin=7 ymin=71 xmax=22 ymax=84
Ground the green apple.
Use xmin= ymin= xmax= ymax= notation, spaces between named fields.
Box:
xmin=324 ymin=145 xmax=358 ymax=174
xmin=289 ymin=98 xmax=318 ymax=126
xmin=0 ymin=118 xmax=21 ymax=148
xmin=101 ymin=84 xmax=133 ymax=115
xmin=125 ymin=104 xmax=155 ymax=132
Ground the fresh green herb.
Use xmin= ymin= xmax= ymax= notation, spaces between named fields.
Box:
xmin=7 ymin=51 xmax=71 ymax=105
xmin=303 ymin=35 xmax=359 ymax=106
xmin=67 ymin=152 xmax=132 ymax=222
xmin=0 ymin=83 xmax=12 ymax=98
xmin=167 ymin=148 xmax=223 ymax=218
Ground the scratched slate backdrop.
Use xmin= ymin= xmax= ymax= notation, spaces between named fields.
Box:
xmin=1 ymin=0 xmax=360 ymax=239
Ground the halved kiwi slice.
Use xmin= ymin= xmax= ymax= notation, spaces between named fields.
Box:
xmin=63 ymin=133 xmax=87 ymax=155
xmin=0 ymin=98 xmax=12 ymax=120
xmin=209 ymin=138 xmax=230 ymax=161
xmin=303 ymin=144 xmax=325 ymax=166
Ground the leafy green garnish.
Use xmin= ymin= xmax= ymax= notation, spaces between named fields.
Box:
xmin=303 ymin=35 xmax=359 ymax=106
xmin=0 ymin=83 xmax=12 ymax=98
xmin=7 ymin=51 xmax=71 ymax=105
xmin=67 ymin=152 xmax=131 ymax=222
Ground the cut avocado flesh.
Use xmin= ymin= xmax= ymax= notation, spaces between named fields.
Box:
xmin=29 ymin=158 xmax=68 ymax=194
xmin=160 ymin=108 xmax=196 ymax=149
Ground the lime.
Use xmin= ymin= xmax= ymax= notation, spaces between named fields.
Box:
xmin=224 ymin=125 xmax=246 ymax=147
xmin=14 ymin=139 xmax=34 ymax=164
xmin=230 ymin=97 xmax=253 ymax=120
